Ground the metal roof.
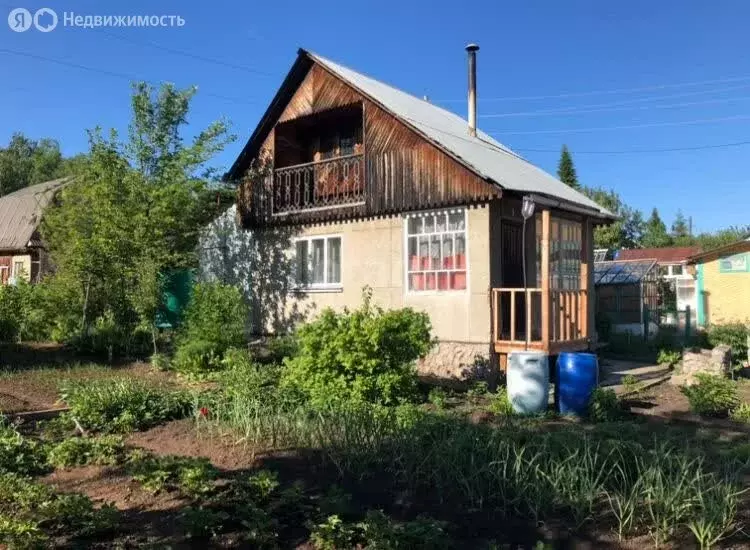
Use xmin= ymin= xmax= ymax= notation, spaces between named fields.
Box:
xmin=307 ymin=52 xmax=613 ymax=219
xmin=594 ymin=259 xmax=657 ymax=285
xmin=616 ymin=246 xmax=701 ymax=263
xmin=0 ymin=178 xmax=69 ymax=252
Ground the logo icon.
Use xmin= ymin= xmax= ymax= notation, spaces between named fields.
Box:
xmin=33 ymin=7 xmax=57 ymax=32
xmin=7 ymin=7 xmax=32 ymax=31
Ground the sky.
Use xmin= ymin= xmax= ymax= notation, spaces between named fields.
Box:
xmin=1 ymin=0 xmax=749 ymax=233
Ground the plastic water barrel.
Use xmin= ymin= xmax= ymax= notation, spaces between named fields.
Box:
xmin=507 ymin=351 xmax=550 ymax=414
xmin=556 ymin=353 xmax=599 ymax=416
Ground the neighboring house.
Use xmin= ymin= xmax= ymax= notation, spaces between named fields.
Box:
xmin=0 ymin=178 xmax=68 ymax=285
xmin=616 ymin=246 xmax=701 ymax=316
xmin=226 ymin=46 xmax=614 ymax=377
xmin=688 ymin=238 xmax=750 ymax=326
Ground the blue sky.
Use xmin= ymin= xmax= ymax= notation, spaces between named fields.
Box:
xmin=2 ymin=0 xmax=749 ymax=232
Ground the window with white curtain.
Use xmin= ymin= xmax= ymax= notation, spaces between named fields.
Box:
xmin=405 ymin=209 xmax=467 ymax=292
xmin=294 ymin=235 xmax=342 ymax=289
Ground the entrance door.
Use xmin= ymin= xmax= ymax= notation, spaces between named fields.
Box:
xmin=500 ymin=221 xmax=526 ymax=338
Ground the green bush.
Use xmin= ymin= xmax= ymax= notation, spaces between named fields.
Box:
xmin=61 ymin=380 xmax=192 ymax=433
xmin=730 ymin=403 xmax=750 ymax=423
xmin=282 ymin=289 xmax=433 ymax=407
xmin=0 ymin=473 xmax=117 ymax=543
xmin=589 ymin=388 xmax=623 ymax=422
xmin=657 ymin=349 xmax=682 ymax=368
xmin=359 ymin=510 xmax=451 ymax=550
xmin=427 ymin=387 xmax=448 ymax=409
xmin=708 ymin=322 xmax=749 ymax=363
xmin=681 ymin=374 xmax=739 ymax=417
xmin=0 ymin=281 xmax=48 ymax=343
xmin=172 ymin=282 xmax=247 ymax=375
xmin=487 ymin=386 xmax=514 ymax=416
xmin=127 ymin=453 xmax=218 ymax=497
xmin=0 ymin=422 xmax=49 ymax=476
xmin=621 ymin=374 xmax=644 ymax=395
xmin=47 ymin=436 xmax=125 ymax=468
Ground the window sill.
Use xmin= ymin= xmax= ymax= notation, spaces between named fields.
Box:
xmin=293 ymin=286 xmax=343 ymax=294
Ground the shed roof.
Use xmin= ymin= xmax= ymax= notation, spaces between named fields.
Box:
xmin=687 ymin=237 xmax=750 ymax=264
xmin=0 ymin=178 xmax=69 ymax=252
xmin=594 ymin=259 xmax=657 ymax=285
xmin=228 ymin=49 xmax=615 ymax=220
xmin=616 ymin=246 xmax=701 ymax=264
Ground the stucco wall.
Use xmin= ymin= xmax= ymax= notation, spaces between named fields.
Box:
xmin=700 ymin=253 xmax=750 ymax=325
xmin=273 ymin=204 xmax=492 ymax=344
xmin=11 ymin=254 xmax=31 ymax=282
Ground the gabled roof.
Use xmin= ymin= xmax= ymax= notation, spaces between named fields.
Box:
xmin=227 ymin=49 xmax=615 ymax=220
xmin=616 ymin=246 xmax=701 ymax=264
xmin=687 ymin=238 xmax=750 ymax=264
xmin=0 ymin=178 xmax=69 ymax=252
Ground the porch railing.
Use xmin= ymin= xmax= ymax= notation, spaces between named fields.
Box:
xmin=273 ymin=154 xmax=365 ymax=215
xmin=492 ymin=287 xmax=589 ymax=351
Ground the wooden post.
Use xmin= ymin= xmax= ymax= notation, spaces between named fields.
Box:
xmin=492 ymin=290 xmax=499 ymax=344
xmin=580 ymin=217 xmax=590 ymax=341
xmin=541 ymin=209 xmax=551 ymax=350
xmin=510 ymin=289 xmax=516 ymax=342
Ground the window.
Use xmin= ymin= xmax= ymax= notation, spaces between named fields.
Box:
xmin=671 ymin=264 xmax=683 ymax=276
xmin=13 ymin=261 xmax=23 ymax=277
xmin=406 ymin=209 xmax=467 ymax=292
xmin=536 ymin=216 xmax=582 ymax=289
xmin=294 ymin=235 xmax=342 ymax=289
xmin=719 ymin=253 xmax=749 ymax=273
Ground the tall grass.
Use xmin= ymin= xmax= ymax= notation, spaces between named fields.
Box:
xmin=200 ymin=374 xmax=746 ymax=547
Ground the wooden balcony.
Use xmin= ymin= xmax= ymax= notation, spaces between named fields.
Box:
xmin=492 ymin=288 xmax=589 ymax=357
xmin=272 ymin=154 xmax=365 ymax=215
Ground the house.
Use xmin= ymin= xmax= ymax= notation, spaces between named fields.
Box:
xmin=0 ymin=178 xmax=68 ymax=284
xmin=616 ymin=246 xmax=701 ymax=316
xmin=688 ymin=238 xmax=750 ymax=326
xmin=226 ymin=46 xmax=614 ymax=378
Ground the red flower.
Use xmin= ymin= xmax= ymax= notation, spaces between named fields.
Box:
xmin=199 ymin=407 xmax=209 ymax=417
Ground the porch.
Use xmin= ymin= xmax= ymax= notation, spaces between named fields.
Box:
xmin=491 ymin=208 xmax=592 ymax=367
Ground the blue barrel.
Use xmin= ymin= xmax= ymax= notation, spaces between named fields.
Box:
xmin=556 ymin=353 xmax=599 ymax=416
xmin=507 ymin=351 xmax=550 ymax=414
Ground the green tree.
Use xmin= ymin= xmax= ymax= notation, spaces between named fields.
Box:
xmin=42 ymin=82 xmax=235 ymax=354
xmin=670 ymin=209 xmax=693 ymax=245
xmin=581 ymin=186 xmax=643 ymax=249
xmin=557 ymin=145 xmax=579 ymax=190
xmin=642 ymin=208 xmax=673 ymax=248
xmin=0 ymin=133 xmax=67 ymax=195
xmin=694 ymin=225 xmax=750 ymax=251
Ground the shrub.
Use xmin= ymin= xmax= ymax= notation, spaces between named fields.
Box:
xmin=708 ymin=322 xmax=749 ymax=363
xmin=47 ymin=436 xmax=125 ymax=468
xmin=657 ymin=349 xmax=682 ymax=368
xmin=281 ymin=289 xmax=433 ymax=407
xmin=310 ymin=515 xmax=358 ymax=550
xmin=730 ymin=403 xmax=750 ymax=423
xmin=0 ymin=422 xmax=49 ymax=476
xmin=173 ymin=282 xmax=247 ymax=374
xmin=61 ymin=380 xmax=192 ymax=433
xmin=589 ymin=388 xmax=623 ymax=422
xmin=0 ymin=473 xmax=117 ymax=542
xmin=427 ymin=387 xmax=448 ymax=409
xmin=127 ymin=454 xmax=218 ymax=497
xmin=181 ymin=506 xmax=229 ymax=538
xmin=487 ymin=386 xmax=514 ymax=416
xmin=681 ymin=374 xmax=739 ymax=417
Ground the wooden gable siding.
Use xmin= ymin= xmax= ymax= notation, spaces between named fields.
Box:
xmin=240 ymin=62 xmax=499 ymax=228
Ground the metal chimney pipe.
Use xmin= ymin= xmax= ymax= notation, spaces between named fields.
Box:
xmin=466 ymin=43 xmax=479 ymax=137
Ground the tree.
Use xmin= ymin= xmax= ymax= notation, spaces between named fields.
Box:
xmin=581 ymin=186 xmax=643 ymax=249
xmin=557 ymin=145 xmax=579 ymax=190
xmin=42 ymin=82 xmax=235 ymax=354
xmin=694 ymin=225 xmax=750 ymax=251
xmin=0 ymin=133 xmax=67 ymax=195
xmin=642 ymin=208 xmax=672 ymax=248
xmin=670 ymin=209 xmax=693 ymax=245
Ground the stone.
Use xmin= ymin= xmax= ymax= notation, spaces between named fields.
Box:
xmin=671 ymin=345 xmax=732 ymax=386
xmin=416 ymin=342 xmax=495 ymax=389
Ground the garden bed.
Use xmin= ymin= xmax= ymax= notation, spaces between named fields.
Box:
xmin=0 ymin=360 xmax=180 ymax=414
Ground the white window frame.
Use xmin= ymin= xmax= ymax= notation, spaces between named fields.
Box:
xmin=292 ymin=234 xmax=343 ymax=292
xmin=403 ymin=207 xmax=469 ymax=295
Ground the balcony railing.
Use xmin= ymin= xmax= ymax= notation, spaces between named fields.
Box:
xmin=492 ymin=287 xmax=589 ymax=353
xmin=273 ymin=154 xmax=365 ymax=215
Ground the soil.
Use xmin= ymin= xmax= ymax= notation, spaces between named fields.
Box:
xmin=127 ymin=419 xmax=258 ymax=472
